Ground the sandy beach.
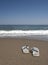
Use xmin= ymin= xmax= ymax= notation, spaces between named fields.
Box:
xmin=0 ymin=38 xmax=48 ymax=65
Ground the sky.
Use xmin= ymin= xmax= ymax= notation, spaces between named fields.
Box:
xmin=0 ymin=0 xmax=48 ymax=25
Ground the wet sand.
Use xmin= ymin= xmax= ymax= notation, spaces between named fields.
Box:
xmin=0 ymin=38 xmax=48 ymax=65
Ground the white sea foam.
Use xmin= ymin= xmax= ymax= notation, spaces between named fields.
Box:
xmin=0 ymin=30 xmax=48 ymax=37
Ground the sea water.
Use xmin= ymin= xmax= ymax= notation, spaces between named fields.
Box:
xmin=0 ymin=25 xmax=48 ymax=41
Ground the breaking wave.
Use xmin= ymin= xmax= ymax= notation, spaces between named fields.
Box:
xmin=0 ymin=30 xmax=48 ymax=37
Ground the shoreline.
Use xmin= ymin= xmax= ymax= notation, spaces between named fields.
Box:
xmin=0 ymin=36 xmax=48 ymax=42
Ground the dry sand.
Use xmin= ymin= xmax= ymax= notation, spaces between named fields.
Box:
xmin=0 ymin=38 xmax=48 ymax=65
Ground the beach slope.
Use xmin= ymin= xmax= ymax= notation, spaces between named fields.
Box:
xmin=0 ymin=38 xmax=48 ymax=65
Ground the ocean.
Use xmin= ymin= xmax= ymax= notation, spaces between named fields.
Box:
xmin=0 ymin=25 xmax=48 ymax=41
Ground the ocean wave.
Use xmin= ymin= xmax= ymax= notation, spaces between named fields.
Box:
xmin=0 ymin=30 xmax=48 ymax=37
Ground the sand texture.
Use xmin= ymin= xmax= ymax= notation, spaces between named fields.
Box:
xmin=0 ymin=38 xmax=48 ymax=65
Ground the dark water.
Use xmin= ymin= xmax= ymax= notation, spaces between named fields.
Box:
xmin=0 ymin=25 xmax=48 ymax=30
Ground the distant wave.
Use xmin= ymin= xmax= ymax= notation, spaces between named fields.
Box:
xmin=0 ymin=30 xmax=48 ymax=37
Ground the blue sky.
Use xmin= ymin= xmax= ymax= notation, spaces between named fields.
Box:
xmin=0 ymin=0 xmax=48 ymax=25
